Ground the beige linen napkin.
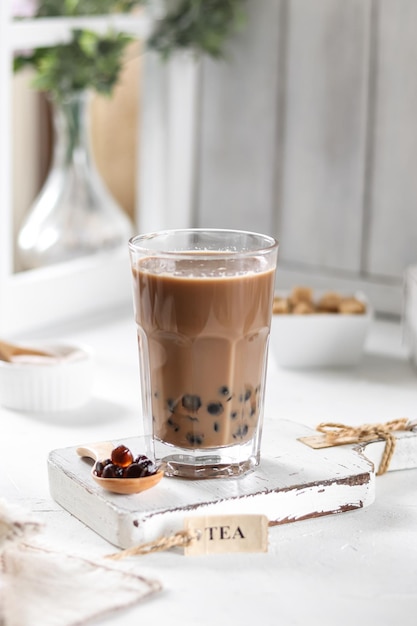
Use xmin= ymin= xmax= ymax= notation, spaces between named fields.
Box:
xmin=0 ymin=500 xmax=161 ymax=626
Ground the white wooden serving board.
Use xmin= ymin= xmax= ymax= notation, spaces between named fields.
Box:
xmin=47 ymin=419 xmax=417 ymax=549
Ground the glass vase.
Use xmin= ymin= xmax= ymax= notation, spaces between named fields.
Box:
xmin=17 ymin=90 xmax=133 ymax=270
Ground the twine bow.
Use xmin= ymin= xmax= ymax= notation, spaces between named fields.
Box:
xmin=316 ymin=418 xmax=412 ymax=476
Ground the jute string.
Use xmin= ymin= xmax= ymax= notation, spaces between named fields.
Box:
xmin=316 ymin=417 xmax=412 ymax=476
xmin=106 ymin=529 xmax=200 ymax=560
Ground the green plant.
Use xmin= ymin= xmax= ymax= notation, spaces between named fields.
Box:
xmin=14 ymin=29 xmax=134 ymax=100
xmin=14 ymin=0 xmax=247 ymax=101
xmin=149 ymin=0 xmax=247 ymax=59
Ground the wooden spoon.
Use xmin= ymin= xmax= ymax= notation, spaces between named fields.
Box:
xmin=76 ymin=441 xmax=164 ymax=495
xmin=0 ymin=339 xmax=54 ymax=362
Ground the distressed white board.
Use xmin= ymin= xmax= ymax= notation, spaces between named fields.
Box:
xmin=48 ymin=420 xmax=377 ymax=549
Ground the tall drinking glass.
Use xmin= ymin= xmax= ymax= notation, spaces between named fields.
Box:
xmin=129 ymin=229 xmax=278 ymax=479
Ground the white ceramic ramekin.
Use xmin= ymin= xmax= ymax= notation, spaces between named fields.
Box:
xmin=0 ymin=344 xmax=94 ymax=412
xmin=270 ymin=292 xmax=372 ymax=369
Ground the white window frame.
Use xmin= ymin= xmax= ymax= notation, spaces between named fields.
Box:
xmin=0 ymin=2 xmax=199 ymax=336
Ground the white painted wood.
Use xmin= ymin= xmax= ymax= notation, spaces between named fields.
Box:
xmin=0 ymin=0 xmax=14 ymax=290
xmin=12 ymin=73 xmax=45 ymax=271
xmin=0 ymin=248 xmax=132 ymax=336
xmin=360 ymin=426 xmax=417 ymax=473
xmin=196 ymin=0 xmax=282 ymax=234
xmin=4 ymin=1 xmax=417 ymax=331
xmin=48 ymin=420 xmax=375 ymax=549
xmin=365 ymin=0 xmax=417 ymax=279
xmin=300 ymin=425 xmax=417 ymax=474
xmin=10 ymin=14 xmax=151 ymax=50
xmin=192 ymin=0 xmax=417 ymax=315
xmin=0 ymin=7 xmax=175 ymax=335
xmin=137 ymin=51 xmax=200 ymax=234
xmin=278 ymin=0 xmax=371 ymax=272
xmin=405 ymin=265 xmax=417 ymax=366
xmin=165 ymin=53 xmax=200 ymax=230
xmin=0 ymin=8 xmax=137 ymax=335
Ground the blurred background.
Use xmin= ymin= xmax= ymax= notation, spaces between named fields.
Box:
xmin=9 ymin=0 xmax=417 ymax=319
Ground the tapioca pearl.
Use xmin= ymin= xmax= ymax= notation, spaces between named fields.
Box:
xmin=111 ymin=445 xmax=134 ymax=468
xmin=187 ymin=415 xmax=199 ymax=422
xmin=207 ymin=402 xmax=224 ymax=415
xmin=250 ymin=406 xmax=256 ymax=417
xmin=102 ymin=463 xmax=124 ymax=478
xmin=137 ymin=458 xmax=156 ymax=475
xmin=186 ymin=432 xmax=204 ymax=445
xmin=153 ymin=390 xmax=160 ymax=399
xmin=95 ymin=459 xmax=111 ymax=476
xmin=125 ymin=457 xmax=156 ymax=478
xmin=123 ymin=463 xmax=143 ymax=478
xmin=218 ymin=386 xmax=230 ymax=397
xmin=213 ymin=422 xmax=220 ymax=432
xmin=182 ymin=394 xmax=202 ymax=412
xmin=167 ymin=398 xmax=177 ymax=413
xmin=239 ymin=388 xmax=252 ymax=403
xmin=230 ymin=411 xmax=238 ymax=420
xmin=232 ymin=424 xmax=249 ymax=439
xmin=167 ymin=417 xmax=180 ymax=432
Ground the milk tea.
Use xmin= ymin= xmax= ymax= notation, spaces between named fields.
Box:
xmin=132 ymin=255 xmax=275 ymax=452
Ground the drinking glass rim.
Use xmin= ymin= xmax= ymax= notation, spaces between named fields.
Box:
xmin=128 ymin=228 xmax=278 ymax=258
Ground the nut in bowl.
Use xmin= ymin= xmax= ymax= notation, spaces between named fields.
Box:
xmin=270 ymin=287 xmax=372 ymax=368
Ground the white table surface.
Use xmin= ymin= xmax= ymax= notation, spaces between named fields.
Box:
xmin=2 ymin=309 xmax=417 ymax=626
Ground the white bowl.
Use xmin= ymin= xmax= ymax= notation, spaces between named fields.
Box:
xmin=0 ymin=343 xmax=94 ymax=411
xmin=270 ymin=292 xmax=372 ymax=368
